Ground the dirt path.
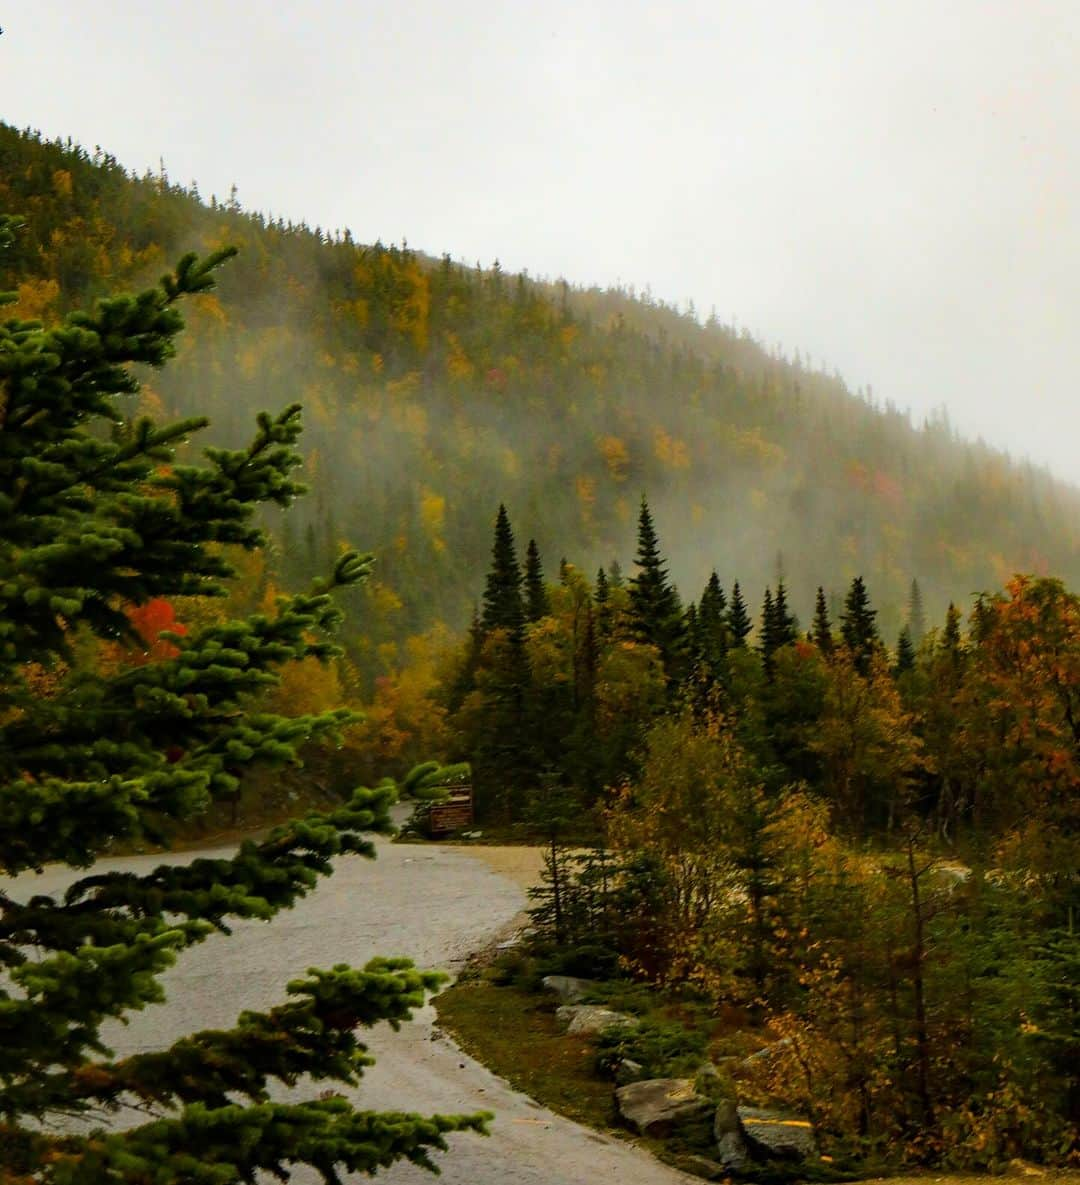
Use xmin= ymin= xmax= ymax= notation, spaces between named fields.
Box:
xmin=7 ymin=827 xmax=690 ymax=1184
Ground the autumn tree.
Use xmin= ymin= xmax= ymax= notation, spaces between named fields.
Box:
xmin=0 ymin=224 xmax=484 ymax=1180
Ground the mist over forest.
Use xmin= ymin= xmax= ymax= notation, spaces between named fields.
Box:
xmin=5 ymin=101 xmax=1080 ymax=1184
xmin=4 ymin=121 xmax=1080 ymax=688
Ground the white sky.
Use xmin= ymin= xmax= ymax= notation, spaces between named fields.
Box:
xmin=4 ymin=1 xmax=1079 ymax=483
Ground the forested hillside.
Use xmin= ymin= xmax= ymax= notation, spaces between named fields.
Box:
xmin=4 ymin=121 xmax=1080 ymax=689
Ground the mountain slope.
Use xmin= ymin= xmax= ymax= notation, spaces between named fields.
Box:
xmin=3 ymin=122 xmax=1078 ymax=677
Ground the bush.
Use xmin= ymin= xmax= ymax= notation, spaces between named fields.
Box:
xmin=532 ymin=942 xmax=622 ymax=982
xmin=594 ymin=1018 xmax=709 ymax=1080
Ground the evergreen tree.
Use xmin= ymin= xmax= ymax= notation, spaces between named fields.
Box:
xmin=685 ymin=602 xmax=702 ymax=667
xmin=759 ymin=587 xmax=778 ymax=674
xmin=941 ymin=601 xmax=964 ymax=667
xmin=480 ymin=503 xmax=524 ymax=637
xmin=908 ymin=578 xmax=928 ymax=645
xmin=607 ymin=559 xmax=625 ymax=589
xmin=758 ymin=582 xmax=796 ymax=679
xmin=447 ymin=605 xmax=484 ymax=712
xmin=524 ymin=537 xmax=550 ymax=622
xmin=0 ymin=228 xmax=483 ymax=1180
xmin=697 ymin=571 xmax=729 ymax=679
xmin=773 ymin=581 xmax=798 ymax=648
xmin=841 ymin=575 xmax=880 ymax=675
xmin=727 ymin=581 xmax=753 ymax=649
xmin=896 ymin=624 xmax=917 ymax=674
xmin=810 ymin=585 xmax=834 ymax=654
xmin=628 ymin=497 xmax=686 ymax=682
xmin=595 ymin=566 xmax=611 ymax=638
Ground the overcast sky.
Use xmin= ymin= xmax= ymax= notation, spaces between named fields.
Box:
xmin=4 ymin=2 xmax=1079 ymax=483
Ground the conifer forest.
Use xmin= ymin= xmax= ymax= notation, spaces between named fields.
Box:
xmin=0 ymin=117 xmax=1077 ymax=1182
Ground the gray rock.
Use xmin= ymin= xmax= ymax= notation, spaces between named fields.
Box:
xmin=541 ymin=975 xmax=596 ymax=1003
xmin=614 ymin=1057 xmax=647 ymax=1086
xmin=738 ymin=1107 xmax=817 ymax=1161
xmin=676 ymin=1154 xmax=727 ymax=1181
xmin=713 ymin=1099 xmax=751 ymax=1173
xmin=615 ymin=1077 xmax=713 ymax=1137
xmin=556 ymin=1004 xmax=638 ymax=1035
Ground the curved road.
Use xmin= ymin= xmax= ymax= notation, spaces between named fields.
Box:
xmin=10 ymin=822 xmax=689 ymax=1184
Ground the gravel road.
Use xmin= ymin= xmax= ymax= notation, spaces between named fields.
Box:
xmin=9 ymin=821 xmax=689 ymax=1184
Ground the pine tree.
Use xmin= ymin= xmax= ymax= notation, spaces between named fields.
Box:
xmin=773 ymin=581 xmax=797 ymax=648
xmin=480 ymin=503 xmax=524 ymax=637
xmin=759 ymin=587 xmax=778 ymax=674
xmin=697 ymin=571 xmax=729 ymax=678
xmin=908 ymin=578 xmax=928 ymax=646
xmin=594 ymin=567 xmax=611 ymax=638
xmin=685 ymin=602 xmax=701 ymax=667
xmin=447 ymin=605 xmax=484 ymax=712
xmin=524 ymin=537 xmax=550 ymax=622
xmin=841 ymin=575 xmax=880 ymax=675
xmin=628 ymin=497 xmax=685 ymax=682
xmin=727 ymin=581 xmax=753 ymax=649
xmin=810 ymin=585 xmax=834 ymax=655
xmin=896 ymin=624 xmax=916 ymax=674
xmin=941 ymin=601 xmax=964 ymax=667
xmin=0 ymin=226 xmax=484 ymax=1179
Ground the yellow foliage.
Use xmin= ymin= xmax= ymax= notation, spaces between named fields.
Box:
xmin=264 ymin=656 xmax=343 ymax=718
xmin=559 ymin=324 xmax=578 ymax=349
xmin=365 ymin=580 xmax=404 ymax=619
xmin=419 ymin=489 xmax=446 ymax=535
xmin=400 ymin=404 xmax=428 ymax=438
xmin=387 ymin=371 xmax=421 ymax=400
xmin=238 ymin=346 xmax=260 ymax=380
xmin=724 ymin=425 xmax=786 ymax=468
xmin=190 ymin=293 xmax=228 ymax=329
xmin=445 ymin=333 xmax=474 ymax=380
xmin=653 ymin=428 xmax=691 ymax=470
xmin=136 ymin=385 xmax=167 ymax=421
xmin=390 ymin=259 xmax=431 ymax=353
xmin=598 ymin=435 xmax=630 ymax=481
xmin=9 ymin=277 xmax=60 ymax=322
xmin=575 ymin=474 xmax=596 ymax=514
xmin=52 ymin=168 xmax=73 ymax=197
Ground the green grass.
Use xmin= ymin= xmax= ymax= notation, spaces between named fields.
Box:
xmin=434 ymin=979 xmax=619 ymax=1133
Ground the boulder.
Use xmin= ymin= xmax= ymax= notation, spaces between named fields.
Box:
xmin=713 ymin=1099 xmax=751 ymax=1173
xmin=739 ymin=1107 xmax=817 ymax=1161
xmin=614 ymin=1057 xmax=647 ymax=1086
xmin=675 ymin=1153 xmax=727 ymax=1181
xmin=615 ymin=1077 xmax=713 ymax=1137
xmin=541 ymin=975 xmax=596 ymax=1003
xmin=556 ymin=1004 xmax=638 ymax=1034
